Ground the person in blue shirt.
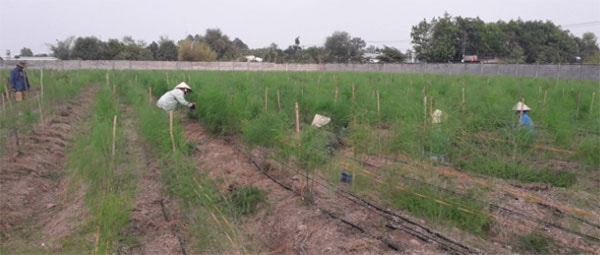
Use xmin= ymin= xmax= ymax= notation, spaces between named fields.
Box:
xmin=9 ymin=61 xmax=31 ymax=101
xmin=512 ymin=101 xmax=534 ymax=133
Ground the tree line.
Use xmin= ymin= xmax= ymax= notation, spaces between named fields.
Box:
xmin=14 ymin=14 xmax=600 ymax=64
xmin=411 ymin=13 xmax=599 ymax=64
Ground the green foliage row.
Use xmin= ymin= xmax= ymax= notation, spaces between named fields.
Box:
xmin=66 ymin=83 xmax=135 ymax=254
xmin=121 ymin=72 xmax=256 ymax=253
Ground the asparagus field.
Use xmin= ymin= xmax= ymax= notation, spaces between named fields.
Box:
xmin=1 ymin=70 xmax=598 ymax=254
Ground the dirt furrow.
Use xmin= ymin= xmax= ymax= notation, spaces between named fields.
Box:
xmin=120 ymin=106 xmax=185 ymax=255
xmin=0 ymin=85 xmax=98 ymax=252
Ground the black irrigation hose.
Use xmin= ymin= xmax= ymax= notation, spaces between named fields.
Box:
xmin=338 ymin=189 xmax=480 ymax=255
xmin=354 ymin=155 xmax=600 ymax=231
xmin=246 ymin=155 xmax=405 ymax=252
xmin=245 ymin=150 xmax=479 ymax=255
xmin=350 ymin=156 xmax=600 ymax=244
xmin=160 ymin=199 xmax=187 ymax=255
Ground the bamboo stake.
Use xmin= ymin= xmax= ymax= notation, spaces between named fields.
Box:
xmin=277 ymin=89 xmax=281 ymax=112
xmin=112 ymin=115 xmax=117 ymax=156
xmin=576 ymin=91 xmax=581 ymax=119
xmin=590 ymin=92 xmax=596 ymax=115
xmin=148 ymin=87 xmax=152 ymax=103
xmin=37 ymin=95 xmax=43 ymax=123
xmin=93 ymin=225 xmax=100 ymax=255
xmin=4 ymin=82 xmax=12 ymax=107
xmin=423 ymin=95 xmax=428 ymax=126
xmin=1 ymin=93 xmax=5 ymax=118
xmin=169 ymin=111 xmax=176 ymax=152
xmin=542 ymin=90 xmax=547 ymax=113
xmin=295 ymin=102 xmax=300 ymax=134
xmin=334 ymin=86 xmax=339 ymax=103
xmin=40 ymin=69 xmax=44 ymax=99
xmin=264 ymin=87 xmax=268 ymax=112
xmin=376 ymin=90 xmax=380 ymax=117
xmin=352 ymin=83 xmax=355 ymax=103
xmin=166 ymin=72 xmax=170 ymax=85
xmin=462 ymin=87 xmax=466 ymax=113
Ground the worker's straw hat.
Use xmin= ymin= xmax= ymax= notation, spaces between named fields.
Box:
xmin=512 ymin=101 xmax=531 ymax=111
xmin=174 ymin=82 xmax=192 ymax=91
xmin=431 ymin=109 xmax=446 ymax=124
xmin=16 ymin=61 xmax=26 ymax=67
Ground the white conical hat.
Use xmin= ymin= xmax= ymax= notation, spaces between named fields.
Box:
xmin=431 ymin=109 xmax=446 ymax=124
xmin=174 ymin=82 xmax=192 ymax=91
xmin=512 ymin=101 xmax=531 ymax=111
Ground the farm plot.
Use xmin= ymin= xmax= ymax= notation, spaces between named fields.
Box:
xmin=1 ymin=70 xmax=599 ymax=255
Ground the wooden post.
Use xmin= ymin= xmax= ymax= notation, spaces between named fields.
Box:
xmin=166 ymin=72 xmax=170 ymax=86
xmin=376 ymin=90 xmax=381 ymax=117
xmin=1 ymin=92 xmax=5 ymax=118
xmin=462 ymin=87 xmax=466 ymax=113
xmin=37 ymin=95 xmax=43 ymax=123
xmin=169 ymin=111 xmax=176 ymax=152
xmin=542 ymin=90 xmax=547 ymax=113
xmin=590 ymin=92 xmax=596 ymax=116
xmin=519 ymin=96 xmax=525 ymax=124
xmin=40 ymin=69 xmax=44 ymax=99
xmin=576 ymin=91 xmax=581 ymax=119
xmin=334 ymin=86 xmax=339 ymax=103
xmin=148 ymin=87 xmax=152 ymax=103
xmin=277 ymin=89 xmax=281 ymax=112
xmin=295 ymin=102 xmax=300 ymax=134
xmin=112 ymin=115 xmax=117 ymax=156
xmin=4 ymin=82 xmax=12 ymax=107
xmin=352 ymin=83 xmax=355 ymax=103
xmin=423 ymin=95 xmax=428 ymax=126
xmin=106 ymin=72 xmax=109 ymax=87
xmin=264 ymin=87 xmax=268 ymax=112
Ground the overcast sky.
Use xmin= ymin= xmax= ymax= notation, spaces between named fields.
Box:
xmin=1 ymin=0 xmax=599 ymax=56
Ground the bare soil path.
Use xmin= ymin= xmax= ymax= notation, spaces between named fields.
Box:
xmin=119 ymin=105 xmax=187 ymax=255
xmin=0 ymin=85 xmax=98 ymax=253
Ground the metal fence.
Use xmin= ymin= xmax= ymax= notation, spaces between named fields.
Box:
xmin=1 ymin=60 xmax=598 ymax=80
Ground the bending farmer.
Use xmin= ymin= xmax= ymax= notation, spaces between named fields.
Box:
xmin=156 ymin=82 xmax=196 ymax=112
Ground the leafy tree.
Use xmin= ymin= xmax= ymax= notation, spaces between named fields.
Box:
xmin=156 ymin=37 xmax=178 ymax=61
xmin=577 ymin=32 xmax=600 ymax=63
xmin=20 ymin=48 xmax=33 ymax=57
xmin=104 ymin=39 xmax=125 ymax=60
xmin=177 ymin=39 xmax=217 ymax=61
xmin=203 ymin=28 xmax=238 ymax=61
xmin=324 ymin=31 xmax=366 ymax=63
xmin=411 ymin=18 xmax=436 ymax=62
xmin=147 ymin=41 xmax=159 ymax=60
xmin=49 ymin=36 xmax=74 ymax=60
xmin=71 ymin=36 xmax=105 ymax=60
xmin=113 ymin=37 xmax=153 ymax=60
xmin=305 ymin=46 xmax=327 ymax=64
xmin=377 ymin=46 xmax=406 ymax=63
xmin=232 ymin=38 xmax=249 ymax=53
xmin=430 ymin=13 xmax=460 ymax=62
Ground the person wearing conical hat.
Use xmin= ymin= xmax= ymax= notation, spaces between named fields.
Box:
xmin=428 ymin=109 xmax=448 ymax=163
xmin=512 ymin=101 xmax=534 ymax=133
xmin=9 ymin=61 xmax=31 ymax=102
xmin=156 ymin=82 xmax=196 ymax=112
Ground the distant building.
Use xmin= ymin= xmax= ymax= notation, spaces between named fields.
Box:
xmin=363 ymin=53 xmax=381 ymax=63
xmin=244 ymin=55 xmax=263 ymax=62
xmin=16 ymin=56 xmax=59 ymax=61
